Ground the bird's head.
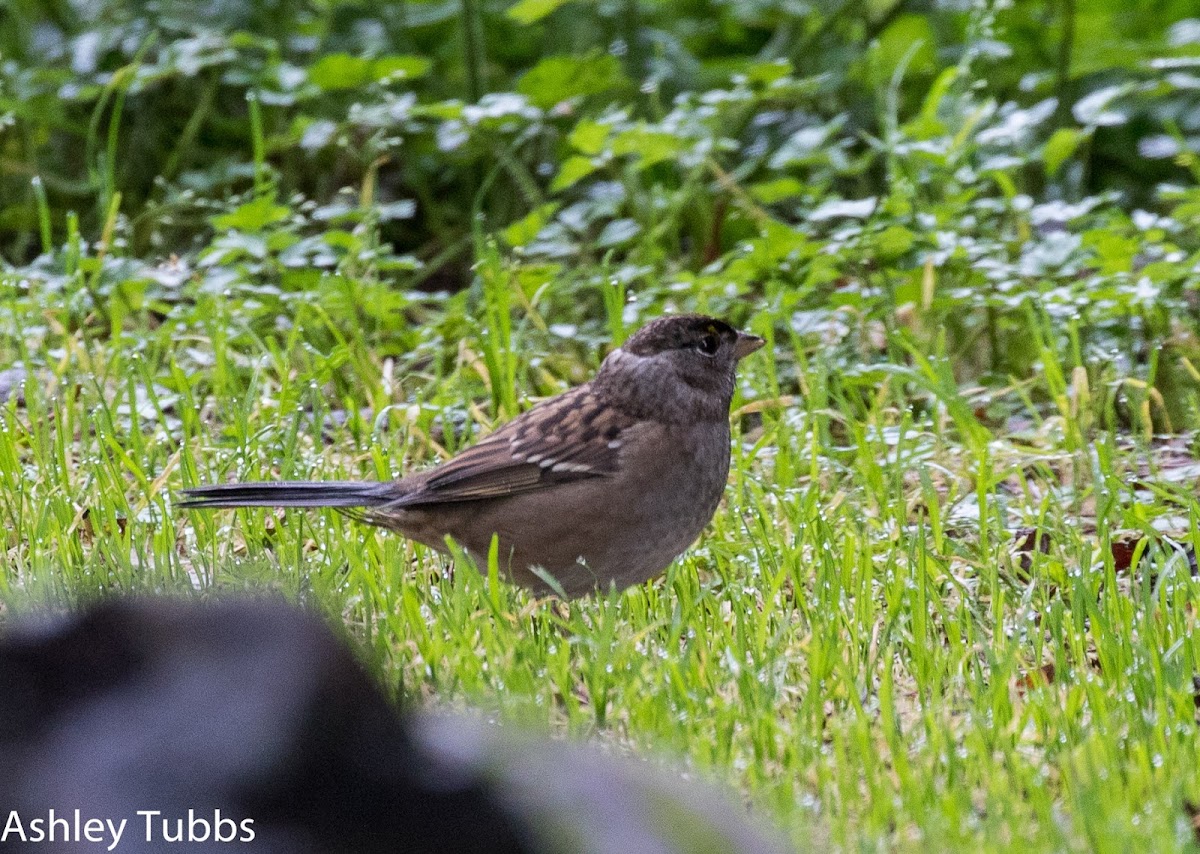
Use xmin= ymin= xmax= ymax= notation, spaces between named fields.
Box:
xmin=597 ymin=315 xmax=763 ymax=421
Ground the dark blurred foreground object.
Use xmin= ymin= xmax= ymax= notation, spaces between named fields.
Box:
xmin=0 ymin=598 xmax=788 ymax=854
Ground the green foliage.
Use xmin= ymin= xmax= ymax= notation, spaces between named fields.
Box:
xmin=517 ymin=51 xmax=630 ymax=108
xmin=3 ymin=0 xmax=1200 ymax=850
xmin=308 ymin=54 xmax=432 ymax=90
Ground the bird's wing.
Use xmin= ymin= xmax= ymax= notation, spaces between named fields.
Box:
xmin=386 ymin=385 xmax=633 ymax=508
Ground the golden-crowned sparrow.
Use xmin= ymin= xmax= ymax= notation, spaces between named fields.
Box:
xmin=180 ymin=314 xmax=763 ymax=596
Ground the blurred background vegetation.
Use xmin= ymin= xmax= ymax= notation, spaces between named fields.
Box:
xmin=5 ymin=0 xmax=1199 ymax=254
xmin=3 ymin=0 xmax=1199 ymax=432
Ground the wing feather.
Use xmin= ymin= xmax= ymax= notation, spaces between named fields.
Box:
xmin=383 ymin=386 xmax=630 ymax=508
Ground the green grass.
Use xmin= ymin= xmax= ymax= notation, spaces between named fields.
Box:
xmin=3 ymin=265 xmax=1200 ymax=851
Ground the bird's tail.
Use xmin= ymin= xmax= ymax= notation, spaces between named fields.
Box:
xmin=178 ymin=481 xmax=394 ymax=510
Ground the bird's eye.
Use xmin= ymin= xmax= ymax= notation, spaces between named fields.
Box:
xmin=695 ymin=334 xmax=720 ymax=356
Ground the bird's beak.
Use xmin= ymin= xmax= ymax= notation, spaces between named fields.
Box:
xmin=733 ymin=332 xmax=765 ymax=360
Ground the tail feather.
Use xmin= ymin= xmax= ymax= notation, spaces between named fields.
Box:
xmin=178 ymin=481 xmax=393 ymax=510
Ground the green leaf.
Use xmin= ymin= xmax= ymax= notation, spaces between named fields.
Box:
xmin=807 ymin=253 xmax=844 ymax=288
xmin=280 ymin=268 xmax=322 ymax=291
xmin=568 ymin=120 xmax=610 ymax=156
xmin=308 ymin=54 xmax=371 ymax=90
xmin=506 ymin=0 xmax=571 ymax=25
xmin=743 ymin=59 xmax=793 ymax=86
xmin=502 ymin=202 xmax=560 ymax=247
xmin=610 ymin=128 xmax=684 ymax=168
xmin=550 ymin=156 xmax=598 ymax=192
xmin=748 ymin=178 xmax=806 ymax=204
xmin=308 ymin=54 xmax=430 ymax=90
xmin=322 ymin=230 xmax=360 ymax=251
xmin=1044 ymin=127 xmax=1084 ymax=177
xmin=867 ymin=15 xmax=938 ymax=87
xmin=371 ymin=55 xmax=432 ymax=83
xmin=1139 ymin=259 xmax=1185 ymax=283
xmin=210 ymin=196 xmax=291 ymax=231
xmin=875 ymin=225 xmax=915 ymax=260
xmin=750 ymin=219 xmax=811 ymax=264
xmin=517 ymin=52 xmax=629 ymax=109
xmin=512 ymin=263 xmax=563 ymax=298
xmin=919 ymin=67 xmax=960 ymax=124
xmin=1083 ymin=229 xmax=1139 ymax=274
